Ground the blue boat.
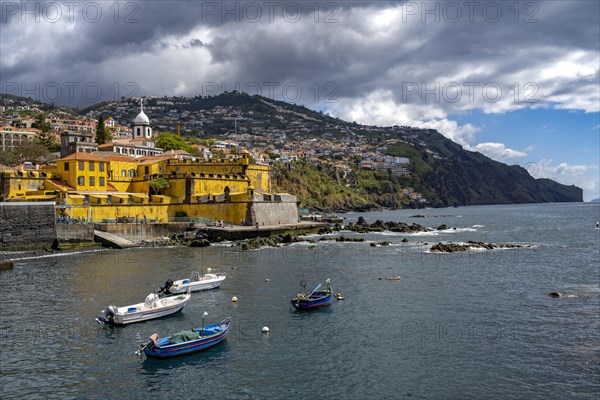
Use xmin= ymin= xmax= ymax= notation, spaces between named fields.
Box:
xmin=291 ymin=279 xmax=334 ymax=309
xmin=138 ymin=317 xmax=231 ymax=359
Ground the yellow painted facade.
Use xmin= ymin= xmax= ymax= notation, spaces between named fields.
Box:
xmin=0 ymin=152 xmax=288 ymax=224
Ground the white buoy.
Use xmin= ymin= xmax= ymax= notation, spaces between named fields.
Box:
xmin=265 ymin=278 xmax=270 ymax=282
xmin=262 ymin=326 xmax=270 ymax=333
xmin=231 ymin=296 xmax=238 ymax=302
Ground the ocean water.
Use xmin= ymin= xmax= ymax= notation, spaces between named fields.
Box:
xmin=1 ymin=203 xmax=598 ymax=399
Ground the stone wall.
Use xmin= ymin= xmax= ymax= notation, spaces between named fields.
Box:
xmin=251 ymin=201 xmax=299 ymax=226
xmin=0 ymin=202 xmax=56 ymax=248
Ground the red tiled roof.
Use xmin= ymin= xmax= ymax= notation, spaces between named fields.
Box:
xmin=91 ymin=153 xmax=138 ymax=163
xmin=60 ymin=152 xmax=106 ymax=162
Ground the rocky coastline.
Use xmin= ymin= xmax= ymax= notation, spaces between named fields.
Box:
xmin=2 ymin=217 xmax=526 ymax=262
xmin=430 ymin=241 xmax=526 ymax=252
xmin=344 ymin=217 xmax=447 ymax=233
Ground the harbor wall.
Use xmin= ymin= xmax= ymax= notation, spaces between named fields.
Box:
xmin=94 ymin=222 xmax=190 ymax=240
xmin=0 ymin=202 xmax=56 ymax=248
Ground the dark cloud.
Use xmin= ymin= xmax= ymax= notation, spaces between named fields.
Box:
xmin=189 ymin=38 xmax=211 ymax=48
xmin=1 ymin=1 xmax=597 ymax=199
xmin=0 ymin=0 xmax=597 ymax=113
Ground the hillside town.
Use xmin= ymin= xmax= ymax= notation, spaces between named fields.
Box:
xmin=0 ymin=94 xmax=429 ymax=209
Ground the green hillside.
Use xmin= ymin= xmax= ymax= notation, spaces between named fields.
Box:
xmin=271 ymin=160 xmax=412 ymax=211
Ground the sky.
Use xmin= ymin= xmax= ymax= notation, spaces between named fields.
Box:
xmin=1 ymin=0 xmax=599 ymax=200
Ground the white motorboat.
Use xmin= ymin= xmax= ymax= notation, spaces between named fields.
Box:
xmin=96 ymin=291 xmax=191 ymax=325
xmin=161 ymin=270 xmax=226 ymax=294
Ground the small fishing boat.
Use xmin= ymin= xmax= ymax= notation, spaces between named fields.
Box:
xmin=159 ymin=269 xmax=226 ymax=295
xmin=291 ymin=279 xmax=334 ymax=309
xmin=96 ymin=291 xmax=191 ymax=325
xmin=137 ymin=315 xmax=231 ymax=359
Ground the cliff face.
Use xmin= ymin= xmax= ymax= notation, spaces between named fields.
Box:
xmin=273 ymin=129 xmax=582 ymax=211
xmin=417 ymin=155 xmax=583 ymax=206
xmin=409 ymin=131 xmax=583 ymax=206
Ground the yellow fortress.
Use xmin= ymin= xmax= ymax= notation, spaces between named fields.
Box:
xmin=0 ymin=104 xmax=298 ymax=226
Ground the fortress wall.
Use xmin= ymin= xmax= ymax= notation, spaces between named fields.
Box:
xmin=251 ymin=201 xmax=299 ymax=226
xmin=62 ymin=202 xmax=250 ymax=225
xmin=51 ymin=197 xmax=297 ymax=232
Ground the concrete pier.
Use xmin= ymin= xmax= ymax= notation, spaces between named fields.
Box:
xmin=93 ymin=230 xmax=137 ymax=249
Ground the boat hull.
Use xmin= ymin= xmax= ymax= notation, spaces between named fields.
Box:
xmin=97 ymin=293 xmax=191 ymax=325
xmin=169 ymin=275 xmax=226 ymax=294
xmin=291 ymin=293 xmax=334 ymax=309
xmin=114 ymin=301 xmax=187 ymax=325
xmin=144 ymin=319 xmax=230 ymax=358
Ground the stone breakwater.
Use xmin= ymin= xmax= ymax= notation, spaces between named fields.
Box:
xmin=238 ymin=233 xmax=368 ymax=250
xmin=430 ymin=241 xmax=526 ymax=253
xmin=300 ymin=219 xmax=442 ymax=236
xmin=344 ymin=217 xmax=448 ymax=233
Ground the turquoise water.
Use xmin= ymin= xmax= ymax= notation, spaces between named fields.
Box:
xmin=1 ymin=203 xmax=599 ymax=399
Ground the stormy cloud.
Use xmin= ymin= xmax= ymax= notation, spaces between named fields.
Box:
xmin=1 ymin=1 xmax=598 ymax=134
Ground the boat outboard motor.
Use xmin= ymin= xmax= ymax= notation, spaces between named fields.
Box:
xmin=96 ymin=305 xmax=118 ymax=324
xmin=158 ymin=279 xmax=174 ymax=295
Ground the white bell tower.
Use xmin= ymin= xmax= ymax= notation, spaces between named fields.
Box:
xmin=133 ymin=98 xmax=152 ymax=139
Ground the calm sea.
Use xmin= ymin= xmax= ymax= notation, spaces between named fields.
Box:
xmin=1 ymin=203 xmax=599 ymax=399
